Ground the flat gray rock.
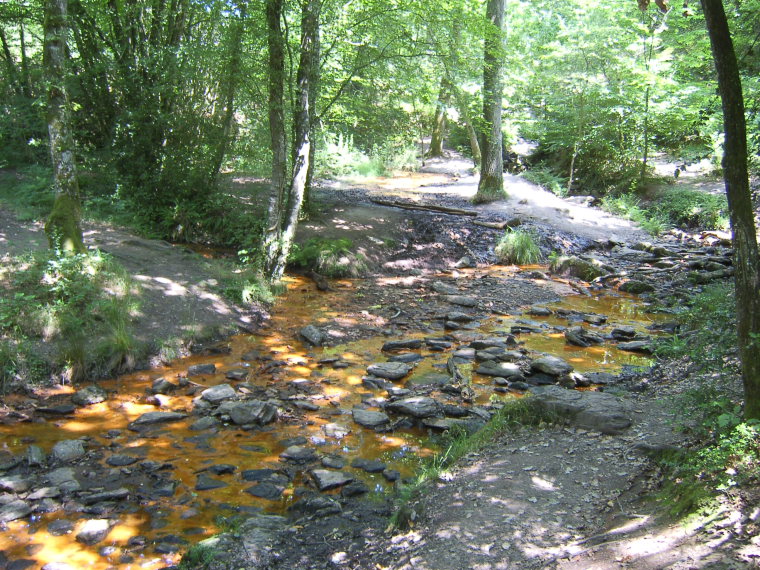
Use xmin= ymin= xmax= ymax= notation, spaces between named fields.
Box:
xmin=128 ymin=411 xmax=187 ymax=430
xmin=529 ymin=385 xmax=633 ymax=434
xmin=75 ymin=519 xmax=111 ymax=545
xmin=188 ymin=363 xmax=216 ymax=376
xmin=443 ymin=295 xmax=478 ymax=307
xmin=280 ymin=445 xmax=318 ymax=463
xmin=0 ymin=499 xmax=31 ymax=522
xmin=617 ymin=340 xmax=653 ymax=353
xmin=352 ymin=408 xmax=389 ymax=428
xmin=309 ymin=469 xmax=353 ymax=491
xmin=366 ymin=362 xmax=413 ymax=380
xmin=531 ymin=355 xmax=573 ymax=376
xmin=71 ymin=385 xmax=108 ymax=406
xmin=227 ymin=400 xmax=278 ymax=425
xmin=386 ymin=396 xmax=441 ymax=418
xmin=201 ymin=383 xmax=237 ymax=404
xmin=0 ymin=474 xmax=31 ymax=493
xmin=382 ymin=339 xmax=423 ymax=351
xmin=51 ymin=440 xmax=85 ymax=463
xmin=432 ymin=281 xmax=459 ymax=295
xmin=476 ymin=361 xmax=523 ymax=378
xmin=300 ymin=325 xmax=325 ymax=346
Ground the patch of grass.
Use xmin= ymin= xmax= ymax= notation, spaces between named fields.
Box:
xmin=494 ymin=229 xmax=542 ymax=265
xmin=652 ymin=187 xmax=729 ymax=230
xmin=601 ymin=193 xmax=670 ymax=237
xmin=178 ymin=541 xmax=217 ymax=569
xmin=521 ymin=166 xmax=568 ymax=197
xmin=390 ymin=398 xmax=552 ymax=529
xmin=289 ymin=238 xmax=368 ymax=278
xmin=0 ymin=250 xmax=142 ymax=385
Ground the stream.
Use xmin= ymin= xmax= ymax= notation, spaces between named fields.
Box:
xmin=0 ymin=270 xmax=665 ymax=570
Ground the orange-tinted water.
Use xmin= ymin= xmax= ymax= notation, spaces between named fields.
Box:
xmin=0 ymin=274 xmax=665 ymax=568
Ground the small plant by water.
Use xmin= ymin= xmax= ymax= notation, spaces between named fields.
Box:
xmin=494 ymin=229 xmax=542 ymax=265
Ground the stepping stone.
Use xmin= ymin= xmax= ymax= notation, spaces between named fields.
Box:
xmin=386 ymin=396 xmax=441 ymax=418
xmin=245 ymin=482 xmax=284 ymax=500
xmin=531 ymin=355 xmax=573 ymax=376
xmin=366 ymin=362 xmax=412 ymax=380
xmin=350 ymin=458 xmax=386 ymax=473
xmin=188 ymin=363 xmax=216 ymax=376
xmin=106 ymin=454 xmax=138 ymax=467
xmin=352 ymin=408 xmax=389 ymax=428
xmin=280 ymin=446 xmax=317 ymax=463
xmin=128 ymin=411 xmax=187 ymax=430
xmin=309 ymin=469 xmax=353 ymax=491
xmin=201 ymin=384 xmax=237 ymax=404
xmin=76 ymin=519 xmax=111 ymax=545
xmin=382 ymin=339 xmax=423 ymax=351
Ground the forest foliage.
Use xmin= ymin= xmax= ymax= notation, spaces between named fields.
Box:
xmin=0 ymin=0 xmax=756 ymax=253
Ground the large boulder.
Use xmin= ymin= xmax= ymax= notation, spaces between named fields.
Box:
xmin=529 ymin=385 xmax=634 ymax=434
xmin=551 ymin=256 xmax=608 ymax=281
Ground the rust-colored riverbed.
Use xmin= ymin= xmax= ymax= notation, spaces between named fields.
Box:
xmin=0 ymin=271 xmax=666 ymax=569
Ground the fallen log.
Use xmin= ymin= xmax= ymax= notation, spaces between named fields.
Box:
xmin=472 ymin=218 xmax=522 ymax=230
xmin=369 ymin=198 xmax=479 ymax=217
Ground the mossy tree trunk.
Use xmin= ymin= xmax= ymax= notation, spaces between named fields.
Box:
xmin=428 ymin=81 xmax=449 ymax=158
xmin=263 ymin=0 xmax=321 ymax=281
xmin=700 ymin=0 xmax=760 ymax=420
xmin=44 ymin=0 xmax=85 ymax=254
xmin=474 ymin=0 xmax=506 ymax=203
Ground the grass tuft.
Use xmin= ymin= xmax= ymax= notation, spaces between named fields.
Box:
xmin=494 ymin=229 xmax=542 ymax=265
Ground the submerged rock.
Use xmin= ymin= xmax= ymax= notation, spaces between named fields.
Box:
xmin=128 ymin=411 xmax=187 ymax=430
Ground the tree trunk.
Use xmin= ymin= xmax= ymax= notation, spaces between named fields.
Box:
xmin=262 ymin=0 xmax=288 ymax=276
xmin=428 ymin=81 xmax=449 ymax=158
xmin=303 ymin=0 xmax=321 ymax=214
xmin=264 ymin=0 xmax=321 ymax=280
xmin=209 ymin=2 xmax=247 ymax=185
xmin=43 ymin=0 xmax=85 ymax=254
xmin=701 ymin=0 xmax=760 ymax=420
xmin=475 ymin=0 xmax=506 ymax=203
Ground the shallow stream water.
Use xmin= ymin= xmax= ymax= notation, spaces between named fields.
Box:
xmin=0 ymin=271 xmax=665 ymax=569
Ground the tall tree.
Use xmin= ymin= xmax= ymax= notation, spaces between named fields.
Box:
xmin=699 ymin=0 xmax=760 ymax=419
xmin=43 ymin=0 xmax=85 ymax=253
xmin=262 ymin=0 xmax=321 ymax=280
xmin=474 ymin=0 xmax=506 ymax=203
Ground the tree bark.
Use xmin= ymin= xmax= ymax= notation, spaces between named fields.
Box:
xmin=701 ymin=0 xmax=760 ymax=419
xmin=475 ymin=0 xmax=506 ymax=203
xmin=43 ymin=0 xmax=85 ymax=254
xmin=428 ymin=81 xmax=449 ymax=158
xmin=264 ymin=0 xmax=321 ymax=280
xmin=262 ymin=0 xmax=288 ymax=276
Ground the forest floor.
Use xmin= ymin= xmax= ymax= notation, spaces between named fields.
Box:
xmin=1 ymin=155 xmax=758 ymax=569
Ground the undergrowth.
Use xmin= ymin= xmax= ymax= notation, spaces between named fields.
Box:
xmin=602 ymin=187 xmax=729 ymax=237
xmin=390 ymin=397 xmax=553 ymax=529
xmin=653 ymin=282 xmax=757 ymax=516
xmin=0 ymin=250 xmax=143 ymax=386
xmin=288 ymin=238 xmax=368 ymax=278
xmin=521 ymin=166 xmax=568 ymax=197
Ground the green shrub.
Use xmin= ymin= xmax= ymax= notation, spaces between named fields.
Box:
xmin=494 ymin=229 xmax=542 ymax=265
xmin=652 ymin=187 xmax=729 ymax=230
xmin=601 ymin=193 xmax=670 ymax=237
xmin=521 ymin=166 xmax=568 ymax=197
xmin=289 ymin=238 xmax=368 ymax=277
